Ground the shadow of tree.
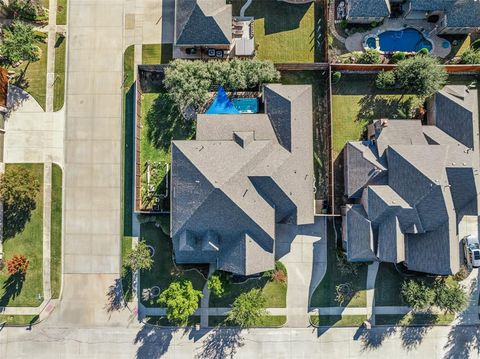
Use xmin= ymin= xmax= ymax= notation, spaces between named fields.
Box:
xmin=360 ymin=326 xmax=397 ymax=352
xmin=399 ymin=324 xmax=433 ymax=351
xmin=134 ymin=325 xmax=175 ymax=359
xmin=194 ymin=328 xmax=244 ymax=359
xmin=145 ymin=93 xmax=195 ymax=153
xmin=3 ymin=199 xmax=36 ymax=239
xmin=443 ymin=312 xmax=480 ymax=359
xmin=5 ymin=79 xmax=30 ymax=117
xmin=356 ymin=95 xmax=422 ymax=124
xmin=0 ymin=273 xmax=25 ymax=307
xmin=104 ymin=278 xmax=125 ymax=315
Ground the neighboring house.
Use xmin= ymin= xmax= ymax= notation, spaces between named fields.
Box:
xmin=345 ymin=0 xmax=391 ymax=24
xmin=173 ymin=0 xmax=255 ymax=59
xmin=345 ymin=0 xmax=480 ymax=34
xmin=342 ymin=86 xmax=479 ymax=275
xmin=170 ymin=84 xmax=314 ymax=275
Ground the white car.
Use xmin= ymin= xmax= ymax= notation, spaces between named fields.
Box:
xmin=464 ymin=235 xmax=480 ymax=268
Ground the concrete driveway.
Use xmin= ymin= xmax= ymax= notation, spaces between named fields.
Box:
xmin=276 ymin=216 xmax=327 ymax=327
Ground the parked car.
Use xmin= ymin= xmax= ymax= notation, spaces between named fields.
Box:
xmin=463 ymin=235 xmax=480 ymax=268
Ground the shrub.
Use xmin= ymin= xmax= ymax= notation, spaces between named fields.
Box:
xmin=452 ymin=265 xmax=470 ymax=282
xmin=208 ymin=275 xmax=224 ymax=297
xmin=263 ymin=261 xmax=288 ymax=283
xmin=471 ymin=39 xmax=480 ymax=50
xmin=358 ymin=49 xmax=382 ymax=64
xmin=227 ymin=288 xmax=267 ymax=327
xmin=391 ymin=51 xmax=406 ymax=64
xmin=335 ymin=282 xmax=355 ymax=306
xmin=434 ymin=277 xmax=468 ymax=314
xmin=6 ymin=255 xmax=29 ymax=275
xmin=336 ymin=250 xmax=358 ymax=276
xmin=460 ymin=48 xmax=480 ymax=64
xmin=375 ymin=70 xmax=396 ymax=89
xmin=332 ymin=71 xmax=342 ymax=83
xmin=340 ymin=20 xmax=348 ymax=29
xmin=401 ymin=280 xmax=435 ymax=310
xmin=158 ymin=280 xmax=203 ymax=325
xmin=417 ymin=48 xmax=429 ymax=56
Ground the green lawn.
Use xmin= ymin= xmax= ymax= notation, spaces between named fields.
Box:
xmin=238 ymin=0 xmax=323 ymax=62
xmin=56 ymin=0 xmax=67 ymax=25
xmin=142 ymin=44 xmax=173 ymax=65
xmin=50 ymin=164 xmax=62 ymax=299
xmin=139 ymin=92 xmax=195 ymax=210
xmin=123 ymin=84 xmax=135 ymax=234
xmin=310 ymin=218 xmax=368 ymax=308
xmin=139 ymin=220 xmax=206 ymax=308
xmin=53 ymin=34 xmax=66 ymax=112
xmin=121 ymin=236 xmax=133 ymax=302
xmin=376 ymin=313 xmax=455 ymax=326
xmin=209 ymin=272 xmax=287 ymax=308
xmin=124 ymin=45 xmax=134 ymax=90
xmin=310 ymin=315 xmax=367 ymax=327
xmin=0 ymin=314 xmax=39 ymax=326
xmin=0 ymin=164 xmax=44 ymax=307
xmin=208 ymin=315 xmax=286 ymax=327
xmin=14 ymin=41 xmax=48 ymax=110
xmin=281 ymin=70 xmax=329 ymax=200
xmin=144 ymin=315 xmax=200 ymax=326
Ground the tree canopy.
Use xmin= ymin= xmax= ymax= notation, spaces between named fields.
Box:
xmin=0 ymin=20 xmax=40 ymax=65
xmin=123 ymin=241 xmax=153 ymax=272
xmin=401 ymin=279 xmax=435 ymax=310
xmin=227 ymin=288 xmax=267 ymax=328
xmin=395 ymin=55 xmax=448 ymax=97
xmin=157 ymin=280 xmax=203 ymax=325
xmin=460 ymin=49 xmax=480 ymax=65
xmin=434 ymin=278 xmax=468 ymax=314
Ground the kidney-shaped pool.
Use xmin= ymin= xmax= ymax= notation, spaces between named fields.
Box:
xmin=366 ymin=28 xmax=433 ymax=53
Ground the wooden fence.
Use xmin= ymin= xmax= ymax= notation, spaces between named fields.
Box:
xmin=331 ymin=64 xmax=480 ymax=73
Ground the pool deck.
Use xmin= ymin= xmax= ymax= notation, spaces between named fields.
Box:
xmin=345 ymin=18 xmax=451 ymax=58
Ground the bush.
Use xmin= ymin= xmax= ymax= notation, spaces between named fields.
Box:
xmin=208 ymin=275 xmax=224 ymax=297
xmin=6 ymin=255 xmax=29 ymax=275
xmin=263 ymin=261 xmax=288 ymax=283
xmin=340 ymin=20 xmax=348 ymax=29
xmin=332 ymin=71 xmax=342 ymax=83
xmin=375 ymin=70 xmax=396 ymax=89
xmin=336 ymin=250 xmax=358 ymax=276
xmin=460 ymin=48 xmax=480 ymax=64
xmin=358 ymin=49 xmax=382 ymax=64
xmin=401 ymin=280 xmax=435 ymax=310
xmin=335 ymin=282 xmax=355 ymax=306
xmin=158 ymin=280 xmax=203 ymax=325
xmin=417 ymin=48 xmax=429 ymax=56
xmin=471 ymin=39 xmax=480 ymax=50
xmin=391 ymin=51 xmax=406 ymax=64
xmin=452 ymin=266 xmax=470 ymax=282
xmin=227 ymin=288 xmax=267 ymax=327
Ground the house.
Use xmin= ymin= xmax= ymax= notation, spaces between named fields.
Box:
xmin=342 ymin=86 xmax=479 ymax=275
xmin=170 ymin=84 xmax=314 ymax=276
xmin=345 ymin=0 xmax=480 ymax=35
xmin=173 ymin=0 xmax=255 ymax=59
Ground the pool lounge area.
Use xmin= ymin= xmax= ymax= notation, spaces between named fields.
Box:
xmin=206 ymin=87 xmax=260 ymax=114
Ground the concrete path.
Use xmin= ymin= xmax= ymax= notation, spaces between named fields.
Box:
xmin=48 ymin=0 xmax=128 ymax=327
xmin=366 ymin=261 xmax=379 ymax=324
xmin=4 ymin=86 xmax=65 ymax=164
xmin=200 ymin=265 xmax=214 ymax=328
xmin=276 ymin=217 xmax=327 ymax=327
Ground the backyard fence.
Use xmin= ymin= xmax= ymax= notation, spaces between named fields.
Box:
xmin=331 ymin=64 xmax=480 ymax=73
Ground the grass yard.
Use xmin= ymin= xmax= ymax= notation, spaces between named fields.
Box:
xmin=124 ymin=45 xmax=135 ymax=90
xmin=0 ymin=314 xmax=39 ymax=326
xmin=374 ymin=263 xmax=406 ymax=307
xmin=310 ymin=218 xmax=368 ymax=308
xmin=142 ymin=44 xmax=173 ymax=65
xmin=281 ymin=70 xmax=329 ymax=201
xmin=209 ymin=271 xmax=287 ymax=308
xmin=56 ymin=0 xmax=67 ymax=25
xmin=145 ymin=315 xmax=200 ymax=326
xmin=13 ymin=41 xmax=48 ymax=110
xmin=121 ymin=236 xmax=133 ymax=302
xmin=236 ymin=0 xmax=323 ymax=63
xmin=0 ymin=164 xmax=44 ymax=307
xmin=139 ymin=220 xmax=206 ymax=308
xmin=50 ymin=164 xmax=62 ymax=299
xmin=376 ymin=313 xmax=455 ymax=326
xmin=139 ymin=92 xmax=195 ymax=210
xmin=208 ymin=315 xmax=286 ymax=327
xmin=53 ymin=34 xmax=66 ymax=112
xmin=310 ymin=315 xmax=367 ymax=327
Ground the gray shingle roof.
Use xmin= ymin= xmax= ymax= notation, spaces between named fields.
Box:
xmin=342 ymin=87 xmax=479 ymax=275
xmin=175 ymin=0 xmax=232 ymax=46
xmin=346 ymin=0 xmax=390 ymax=18
xmin=345 ymin=205 xmax=377 ymax=262
xmin=410 ymin=0 xmax=480 ymax=28
xmin=171 ymin=84 xmax=314 ymax=275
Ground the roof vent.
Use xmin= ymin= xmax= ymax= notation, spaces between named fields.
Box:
xmin=233 ymin=131 xmax=254 ymax=148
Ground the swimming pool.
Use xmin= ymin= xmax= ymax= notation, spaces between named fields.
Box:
xmin=232 ymin=98 xmax=259 ymax=113
xmin=365 ymin=28 xmax=433 ymax=53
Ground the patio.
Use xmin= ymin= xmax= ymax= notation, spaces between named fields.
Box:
xmin=344 ymin=18 xmax=451 ymax=58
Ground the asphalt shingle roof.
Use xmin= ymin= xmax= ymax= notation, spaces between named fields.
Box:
xmin=347 ymin=0 xmax=390 ymax=18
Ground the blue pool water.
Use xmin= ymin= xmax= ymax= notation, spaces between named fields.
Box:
xmin=232 ymin=98 xmax=259 ymax=113
xmin=368 ymin=28 xmax=432 ymax=53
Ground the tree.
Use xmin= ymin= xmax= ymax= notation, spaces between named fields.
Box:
xmin=1 ymin=0 xmax=47 ymax=21
xmin=375 ymin=70 xmax=396 ymax=89
xmin=123 ymin=241 xmax=153 ymax=272
xmin=227 ymin=288 xmax=267 ymax=328
xmin=401 ymin=280 xmax=435 ymax=310
xmin=358 ymin=49 xmax=382 ymax=64
xmin=208 ymin=274 xmax=224 ymax=297
xmin=434 ymin=277 xmax=468 ymax=314
xmin=0 ymin=20 xmax=40 ymax=65
xmin=6 ymin=255 xmax=29 ymax=275
xmin=158 ymin=280 xmax=203 ymax=325
xmin=0 ymin=166 xmax=40 ymax=238
xmin=395 ymin=55 xmax=448 ymax=97
xmin=460 ymin=49 xmax=480 ymax=65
